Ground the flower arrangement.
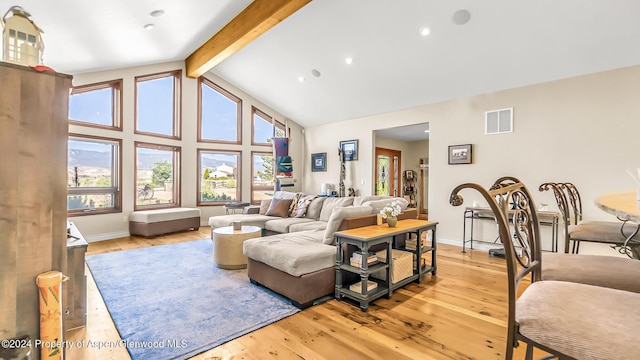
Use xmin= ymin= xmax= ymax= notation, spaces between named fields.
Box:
xmin=380 ymin=200 xmax=402 ymax=219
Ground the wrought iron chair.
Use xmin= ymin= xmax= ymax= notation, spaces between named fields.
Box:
xmin=450 ymin=177 xmax=640 ymax=359
xmin=540 ymin=182 xmax=640 ymax=258
xmin=538 ymin=182 xmax=640 ymax=292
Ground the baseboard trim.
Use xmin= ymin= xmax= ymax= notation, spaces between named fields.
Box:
xmin=85 ymin=231 xmax=130 ymax=243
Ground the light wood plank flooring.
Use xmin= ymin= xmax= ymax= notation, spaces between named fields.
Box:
xmin=66 ymin=226 xmax=546 ymax=360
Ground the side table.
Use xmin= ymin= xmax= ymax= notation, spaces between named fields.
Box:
xmin=223 ymin=201 xmax=250 ymax=214
xmin=212 ymin=225 xmax=261 ymax=269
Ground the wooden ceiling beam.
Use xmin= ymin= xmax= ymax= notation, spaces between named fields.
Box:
xmin=185 ymin=0 xmax=312 ymax=78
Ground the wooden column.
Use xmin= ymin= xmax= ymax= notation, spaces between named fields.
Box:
xmin=0 ymin=62 xmax=71 ymax=352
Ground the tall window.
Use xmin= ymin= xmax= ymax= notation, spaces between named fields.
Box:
xmin=67 ymin=135 xmax=121 ymax=215
xmin=135 ymin=70 xmax=181 ymax=139
xmin=252 ymin=106 xmax=286 ymax=145
xmin=198 ymin=77 xmax=241 ymax=143
xmin=69 ymin=79 xmax=122 ymax=130
xmin=198 ymin=150 xmax=241 ymax=205
xmin=252 ymin=151 xmax=274 ymax=203
xmin=135 ymin=142 xmax=181 ymax=209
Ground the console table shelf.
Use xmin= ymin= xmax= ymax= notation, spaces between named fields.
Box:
xmin=334 ymin=219 xmax=438 ymax=311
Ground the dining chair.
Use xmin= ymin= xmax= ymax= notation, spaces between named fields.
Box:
xmin=538 ymin=182 xmax=640 ymax=292
xmin=540 ymin=182 xmax=640 ymax=259
xmin=450 ymin=176 xmax=640 ymax=359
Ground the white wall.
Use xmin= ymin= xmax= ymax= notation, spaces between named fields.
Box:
xmin=68 ymin=61 xmax=304 ymax=241
xmin=304 ymin=65 xmax=640 ymax=255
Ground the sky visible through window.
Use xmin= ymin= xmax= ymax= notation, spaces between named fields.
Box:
xmin=69 ymin=88 xmax=112 ymax=126
xmin=201 ymin=83 xmax=238 ymax=141
xmin=137 ymin=76 xmax=174 ymax=136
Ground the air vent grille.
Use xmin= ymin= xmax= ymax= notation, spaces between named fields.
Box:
xmin=485 ymin=108 xmax=513 ymax=135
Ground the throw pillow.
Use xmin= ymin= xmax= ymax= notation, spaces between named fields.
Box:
xmin=288 ymin=193 xmax=304 ymax=217
xmin=292 ymin=194 xmax=317 ymax=218
xmin=259 ymin=199 xmax=272 ymax=215
xmin=265 ymin=198 xmax=293 ymax=217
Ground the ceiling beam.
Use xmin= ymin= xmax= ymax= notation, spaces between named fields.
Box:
xmin=185 ymin=0 xmax=312 ymax=78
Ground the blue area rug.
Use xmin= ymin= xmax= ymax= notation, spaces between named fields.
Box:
xmin=86 ymin=239 xmax=299 ymax=360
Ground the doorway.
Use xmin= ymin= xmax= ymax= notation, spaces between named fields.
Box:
xmin=375 ymin=147 xmax=402 ymax=196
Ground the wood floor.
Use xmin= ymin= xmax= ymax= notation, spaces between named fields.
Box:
xmin=66 ymin=226 xmax=545 ymax=360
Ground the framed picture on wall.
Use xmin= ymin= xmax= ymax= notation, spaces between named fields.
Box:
xmin=340 ymin=139 xmax=358 ymax=161
xmin=448 ymin=144 xmax=473 ymax=164
xmin=311 ymin=152 xmax=327 ymax=172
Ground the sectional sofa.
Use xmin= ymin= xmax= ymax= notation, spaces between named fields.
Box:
xmin=208 ymin=191 xmax=416 ymax=308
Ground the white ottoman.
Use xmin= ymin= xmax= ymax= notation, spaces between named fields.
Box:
xmin=129 ymin=208 xmax=201 ymax=238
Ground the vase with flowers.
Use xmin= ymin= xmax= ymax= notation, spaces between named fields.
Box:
xmin=380 ymin=200 xmax=402 ymax=227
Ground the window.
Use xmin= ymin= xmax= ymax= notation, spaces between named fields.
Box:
xmin=135 ymin=70 xmax=181 ymax=139
xmin=135 ymin=142 xmax=181 ymax=209
xmin=69 ymin=79 xmax=122 ymax=130
xmin=67 ymin=135 xmax=121 ymax=215
xmin=198 ymin=77 xmax=242 ymax=143
xmin=252 ymin=151 xmax=274 ymax=203
xmin=252 ymin=106 xmax=286 ymax=145
xmin=198 ymin=150 xmax=241 ymax=205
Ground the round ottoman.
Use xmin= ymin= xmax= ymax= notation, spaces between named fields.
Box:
xmin=212 ymin=225 xmax=261 ymax=269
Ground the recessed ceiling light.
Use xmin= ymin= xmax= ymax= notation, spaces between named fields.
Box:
xmin=143 ymin=23 xmax=155 ymax=30
xmin=452 ymin=9 xmax=471 ymax=25
xmin=424 ymin=129 xmax=430 ymax=133
xmin=345 ymin=57 xmax=353 ymax=65
xmin=298 ymin=76 xmax=306 ymax=82
xmin=311 ymin=69 xmax=321 ymax=77
xmin=150 ymin=9 xmax=165 ymax=17
xmin=419 ymin=27 xmax=431 ymax=37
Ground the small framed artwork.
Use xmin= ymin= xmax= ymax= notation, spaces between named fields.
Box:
xmin=311 ymin=152 xmax=327 ymax=172
xmin=340 ymin=139 xmax=358 ymax=161
xmin=448 ymin=144 xmax=473 ymax=165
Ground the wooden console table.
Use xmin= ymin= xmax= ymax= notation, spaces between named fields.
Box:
xmin=334 ymin=219 xmax=438 ymax=311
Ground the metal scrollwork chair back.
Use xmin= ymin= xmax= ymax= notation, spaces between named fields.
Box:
xmin=541 ymin=182 xmax=640 ymax=258
xmin=450 ymin=176 xmax=542 ymax=359
xmin=453 ymin=178 xmax=640 ymax=360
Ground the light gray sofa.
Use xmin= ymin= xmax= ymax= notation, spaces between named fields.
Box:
xmin=207 ymin=191 xmax=412 ymax=308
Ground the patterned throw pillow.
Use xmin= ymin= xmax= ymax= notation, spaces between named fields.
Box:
xmin=292 ymin=194 xmax=317 ymax=218
xmin=288 ymin=193 xmax=303 ymax=217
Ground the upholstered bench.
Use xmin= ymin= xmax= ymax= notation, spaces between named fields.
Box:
xmin=129 ymin=208 xmax=201 ymax=238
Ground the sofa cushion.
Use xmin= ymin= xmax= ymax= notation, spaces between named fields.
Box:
xmin=353 ymin=195 xmax=391 ymax=206
xmin=265 ymin=198 xmax=293 ymax=217
xmin=243 ymin=230 xmax=334 ymax=277
xmin=259 ymin=199 xmax=272 ymax=215
xmin=289 ymin=221 xmax=328 ymax=232
xmin=318 ymin=197 xmax=355 ymax=222
xmin=362 ymin=198 xmax=409 ymax=214
xmin=304 ymin=197 xmax=326 ymax=219
xmin=322 ymin=205 xmax=373 ymax=244
xmin=273 ymin=191 xmax=297 ymax=200
xmin=264 ymin=217 xmax=315 ymax=233
xmin=209 ymin=214 xmax=278 ymax=229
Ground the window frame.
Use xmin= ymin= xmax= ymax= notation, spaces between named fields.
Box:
xmin=134 ymin=70 xmax=182 ymax=140
xmin=134 ymin=141 xmax=182 ymax=211
xmin=251 ymin=150 xmax=275 ymax=204
xmin=67 ymin=133 xmax=122 ymax=216
xmin=69 ymin=79 xmax=123 ymax=130
xmin=251 ymin=106 xmax=286 ymax=146
xmin=197 ymin=149 xmax=242 ymax=206
xmin=197 ymin=76 xmax=242 ymax=144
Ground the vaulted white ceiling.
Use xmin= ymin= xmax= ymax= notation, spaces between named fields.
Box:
xmin=5 ymin=0 xmax=640 ymax=129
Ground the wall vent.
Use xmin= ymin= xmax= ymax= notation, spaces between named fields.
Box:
xmin=485 ymin=108 xmax=513 ymax=135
